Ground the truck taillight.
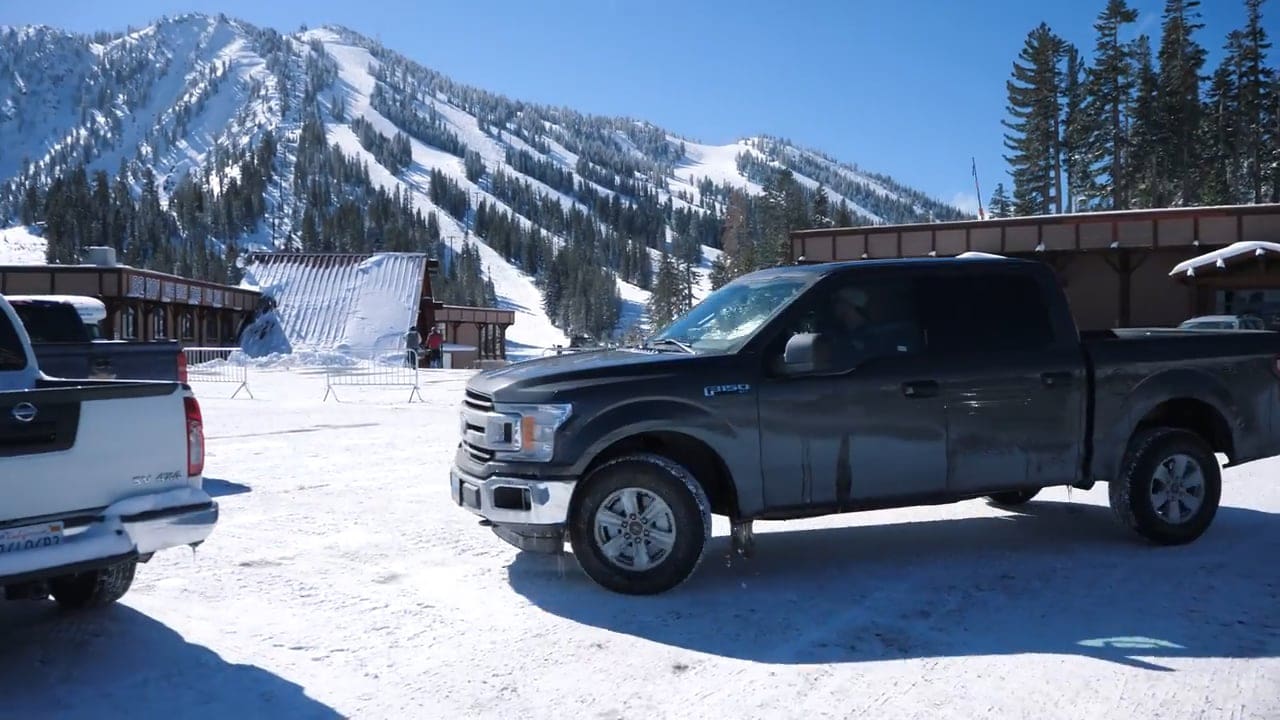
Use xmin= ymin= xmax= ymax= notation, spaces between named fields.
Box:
xmin=177 ymin=351 xmax=189 ymax=383
xmin=185 ymin=395 xmax=204 ymax=477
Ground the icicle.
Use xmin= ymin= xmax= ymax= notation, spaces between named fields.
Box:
xmin=1216 ymin=258 xmax=1226 ymax=268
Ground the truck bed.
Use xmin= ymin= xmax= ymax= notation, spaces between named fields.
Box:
xmin=1083 ymin=327 xmax=1280 ymax=480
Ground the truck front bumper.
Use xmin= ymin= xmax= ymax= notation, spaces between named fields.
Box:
xmin=450 ymin=466 xmax=574 ymax=553
xmin=0 ymin=487 xmax=218 ymax=587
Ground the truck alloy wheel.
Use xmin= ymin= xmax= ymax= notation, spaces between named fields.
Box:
xmin=1110 ymin=428 xmax=1222 ymax=545
xmin=569 ymin=453 xmax=712 ymax=595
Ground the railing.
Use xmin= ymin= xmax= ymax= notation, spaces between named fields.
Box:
xmin=322 ymin=352 xmax=424 ymax=403
xmin=182 ymin=347 xmax=253 ymax=399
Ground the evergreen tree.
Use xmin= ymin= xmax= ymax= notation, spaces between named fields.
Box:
xmin=988 ymin=182 xmax=1014 ymax=218
xmin=1238 ymin=0 xmax=1274 ymax=202
xmin=1060 ymin=42 xmax=1092 ymax=211
xmin=1003 ymin=23 xmax=1064 ymax=215
xmin=1155 ymin=0 xmax=1208 ymax=205
xmin=1082 ymin=0 xmax=1139 ymax=209
xmin=1128 ymin=34 xmax=1163 ymax=207
xmin=1201 ymin=38 xmax=1241 ymax=204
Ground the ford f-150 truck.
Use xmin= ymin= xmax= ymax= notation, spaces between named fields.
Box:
xmin=451 ymin=255 xmax=1280 ymax=595
xmin=5 ymin=295 xmax=186 ymax=382
xmin=0 ymin=293 xmax=217 ymax=609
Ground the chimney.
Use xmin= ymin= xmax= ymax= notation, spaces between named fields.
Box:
xmin=84 ymin=246 xmax=117 ymax=267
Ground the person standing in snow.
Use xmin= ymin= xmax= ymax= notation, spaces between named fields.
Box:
xmin=426 ymin=326 xmax=444 ymax=368
xmin=405 ymin=325 xmax=422 ymax=368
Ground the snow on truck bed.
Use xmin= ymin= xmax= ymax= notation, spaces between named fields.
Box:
xmin=1 ymin=368 xmax=1278 ymax=719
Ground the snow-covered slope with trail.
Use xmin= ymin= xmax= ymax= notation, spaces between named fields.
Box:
xmin=0 ymin=13 xmax=967 ymax=353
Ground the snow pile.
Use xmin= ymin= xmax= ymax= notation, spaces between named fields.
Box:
xmin=0 ymin=226 xmax=47 ymax=264
xmin=237 ymin=310 xmax=292 ymax=358
xmin=1169 ymin=241 xmax=1280 ymax=277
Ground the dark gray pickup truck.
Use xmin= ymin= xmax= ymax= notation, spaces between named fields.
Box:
xmin=6 ymin=296 xmax=185 ymax=383
xmin=451 ymin=255 xmax=1280 ymax=594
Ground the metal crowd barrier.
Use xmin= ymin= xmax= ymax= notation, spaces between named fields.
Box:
xmin=322 ymin=355 xmax=424 ymax=403
xmin=182 ymin=347 xmax=253 ymax=399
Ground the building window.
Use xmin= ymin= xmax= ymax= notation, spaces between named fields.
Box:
xmin=152 ymin=308 xmax=168 ymax=339
xmin=180 ymin=311 xmax=195 ymax=340
xmin=122 ymin=307 xmax=137 ymax=339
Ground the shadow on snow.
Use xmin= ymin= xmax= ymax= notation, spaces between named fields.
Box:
xmin=507 ymin=500 xmax=1280 ymax=671
xmin=0 ymin=602 xmax=341 ymax=718
xmin=204 ymin=477 xmax=253 ymax=498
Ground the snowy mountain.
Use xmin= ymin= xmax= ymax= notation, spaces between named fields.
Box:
xmin=0 ymin=14 xmax=969 ymax=347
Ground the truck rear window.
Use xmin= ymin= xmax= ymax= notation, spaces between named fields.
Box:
xmin=10 ymin=302 xmax=88 ymax=343
xmin=0 ymin=310 xmax=29 ymax=371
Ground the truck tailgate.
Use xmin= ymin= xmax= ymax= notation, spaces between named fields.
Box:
xmin=0 ymin=381 xmax=194 ymax=523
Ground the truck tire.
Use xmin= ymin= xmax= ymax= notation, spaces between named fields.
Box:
xmin=568 ymin=453 xmax=712 ymax=595
xmin=987 ymin=489 xmax=1040 ymax=506
xmin=1109 ymin=428 xmax=1221 ymax=545
xmin=49 ymin=558 xmax=137 ymax=610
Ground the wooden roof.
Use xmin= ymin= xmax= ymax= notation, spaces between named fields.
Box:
xmin=790 ymin=203 xmax=1280 ymax=263
xmin=0 ymin=263 xmax=260 ymax=311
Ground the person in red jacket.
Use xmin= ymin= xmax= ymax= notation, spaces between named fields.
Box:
xmin=426 ymin=326 xmax=444 ymax=368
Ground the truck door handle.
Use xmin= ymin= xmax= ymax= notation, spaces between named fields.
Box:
xmin=901 ymin=380 xmax=938 ymax=399
xmin=1041 ymin=371 xmax=1072 ymax=388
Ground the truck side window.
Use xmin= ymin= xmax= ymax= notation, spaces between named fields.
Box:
xmin=0 ymin=312 xmax=29 ymax=371
xmin=920 ymin=272 xmax=1055 ymax=354
xmin=775 ymin=276 xmax=924 ymax=371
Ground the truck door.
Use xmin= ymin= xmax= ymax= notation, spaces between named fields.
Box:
xmin=755 ymin=271 xmax=948 ymax=511
xmin=916 ymin=268 xmax=1087 ymax=495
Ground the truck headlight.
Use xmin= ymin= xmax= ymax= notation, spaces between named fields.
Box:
xmin=490 ymin=402 xmax=572 ymax=462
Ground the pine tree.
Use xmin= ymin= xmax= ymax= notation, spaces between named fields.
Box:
xmin=647 ymin=251 xmax=679 ymax=331
xmin=1128 ymin=34 xmax=1163 ymax=207
xmin=988 ymin=182 xmax=1013 ymax=218
xmin=1238 ymin=0 xmax=1274 ymax=202
xmin=1155 ymin=0 xmax=1208 ymax=205
xmin=812 ymin=185 xmax=831 ymax=227
xmin=1082 ymin=0 xmax=1139 ymax=210
xmin=1003 ymin=23 xmax=1064 ymax=215
xmin=1060 ymin=42 xmax=1092 ymax=211
xmin=708 ymin=254 xmax=732 ymax=290
xmin=1201 ymin=52 xmax=1240 ymax=204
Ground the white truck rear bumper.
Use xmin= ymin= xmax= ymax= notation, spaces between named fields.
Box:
xmin=0 ymin=486 xmax=218 ymax=585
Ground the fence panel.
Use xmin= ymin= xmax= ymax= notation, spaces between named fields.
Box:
xmin=322 ymin=358 xmax=423 ymax=403
xmin=183 ymin=347 xmax=252 ymax=399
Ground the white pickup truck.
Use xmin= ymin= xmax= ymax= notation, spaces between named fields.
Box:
xmin=0 ymin=293 xmax=218 ymax=609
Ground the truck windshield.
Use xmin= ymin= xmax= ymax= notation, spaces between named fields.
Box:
xmin=649 ymin=273 xmax=813 ymax=353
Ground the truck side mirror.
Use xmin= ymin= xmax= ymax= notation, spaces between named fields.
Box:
xmin=782 ymin=333 xmax=830 ymax=375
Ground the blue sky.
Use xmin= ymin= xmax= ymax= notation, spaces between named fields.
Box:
xmin=4 ymin=0 xmax=1265 ymax=214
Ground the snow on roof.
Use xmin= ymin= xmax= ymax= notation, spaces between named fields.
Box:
xmin=241 ymin=253 xmax=429 ymax=358
xmin=1170 ymin=241 xmax=1280 ymax=278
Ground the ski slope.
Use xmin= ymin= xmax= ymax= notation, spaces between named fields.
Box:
xmin=2 ymin=368 xmax=1275 ymax=719
xmin=0 ymin=225 xmax=46 ymax=264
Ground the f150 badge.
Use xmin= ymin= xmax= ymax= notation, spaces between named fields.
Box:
xmin=704 ymin=383 xmax=751 ymax=397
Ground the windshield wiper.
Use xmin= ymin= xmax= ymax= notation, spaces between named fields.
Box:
xmin=646 ymin=338 xmax=694 ymax=354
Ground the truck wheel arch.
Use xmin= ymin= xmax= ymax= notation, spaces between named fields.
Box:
xmin=1132 ymin=397 xmax=1235 ymax=458
xmin=576 ymin=431 xmax=741 ymax=520
xmin=1095 ymin=368 xmax=1239 ymax=482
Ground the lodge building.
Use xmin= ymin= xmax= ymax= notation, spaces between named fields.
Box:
xmin=788 ymin=203 xmax=1280 ymax=331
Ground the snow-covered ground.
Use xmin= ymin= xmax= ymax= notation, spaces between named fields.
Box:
xmin=2 ymin=367 xmax=1277 ymax=718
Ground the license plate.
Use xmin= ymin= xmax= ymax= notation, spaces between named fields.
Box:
xmin=0 ymin=521 xmax=65 ymax=554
